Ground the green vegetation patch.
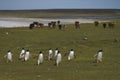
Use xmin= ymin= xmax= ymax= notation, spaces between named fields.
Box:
xmin=0 ymin=20 xmax=120 ymax=80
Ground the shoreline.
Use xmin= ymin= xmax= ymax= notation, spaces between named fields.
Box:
xmin=0 ymin=17 xmax=95 ymax=28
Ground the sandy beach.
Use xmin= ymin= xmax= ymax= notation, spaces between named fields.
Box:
xmin=0 ymin=17 xmax=95 ymax=28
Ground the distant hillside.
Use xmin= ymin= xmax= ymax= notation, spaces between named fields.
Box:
xmin=0 ymin=9 xmax=120 ymax=18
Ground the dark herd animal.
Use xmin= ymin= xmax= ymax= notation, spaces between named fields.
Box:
xmin=108 ymin=22 xmax=115 ymax=28
xmin=29 ymin=22 xmax=44 ymax=29
xmin=29 ymin=20 xmax=67 ymax=30
xmin=94 ymin=21 xmax=115 ymax=28
xmin=29 ymin=20 xmax=115 ymax=29
xmin=75 ymin=21 xmax=80 ymax=29
xmin=48 ymin=21 xmax=57 ymax=29
xmin=94 ymin=21 xmax=99 ymax=27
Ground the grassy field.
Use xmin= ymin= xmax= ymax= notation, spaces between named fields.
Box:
xmin=0 ymin=20 xmax=120 ymax=80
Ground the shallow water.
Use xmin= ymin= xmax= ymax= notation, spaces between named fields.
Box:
xmin=54 ymin=16 xmax=120 ymax=19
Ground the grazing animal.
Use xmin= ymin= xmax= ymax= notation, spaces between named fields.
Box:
xmin=48 ymin=22 xmax=52 ymax=28
xmin=38 ymin=51 xmax=44 ymax=65
xmin=24 ymin=50 xmax=30 ymax=61
xmin=103 ymin=22 xmax=107 ymax=28
xmin=75 ymin=21 xmax=80 ymax=29
xmin=48 ymin=48 xmax=53 ymax=60
xmin=58 ymin=24 xmax=66 ymax=30
xmin=57 ymin=20 xmax=61 ymax=25
xmin=108 ymin=22 xmax=114 ymax=28
xmin=94 ymin=49 xmax=103 ymax=63
xmin=4 ymin=50 xmax=12 ymax=63
xmin=55 ymin=51 xmax=62 ymax=66
xmin=29 ymin=22 xmax=44 ymax=29
xmin=68 ymin=49 xmax=75 ymax=61
xmin=48 ymin=21 xmax=56 ymax=29
xmin=51 ymin=21 xmax=56 ymax=29
xmin=94 ymin=21 xmax=99 ymax=27
xmin=58 ymin=24 xmax=62 ymax=30
xmin=39 ymin=23 xmax=44 ymax=28
xmin=19 ymin=48 xmax=25 ymax=60
xmin=29 ymin=23 xmax=34 ymax=29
